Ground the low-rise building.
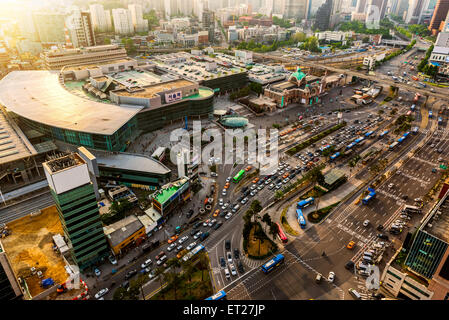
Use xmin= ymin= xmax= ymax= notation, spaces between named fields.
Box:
xmin=104 ymin=215 xmax=146 ymax=256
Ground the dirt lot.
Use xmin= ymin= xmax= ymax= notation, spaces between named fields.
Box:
xmin=2 ymin=206 xmax=68 ymax=297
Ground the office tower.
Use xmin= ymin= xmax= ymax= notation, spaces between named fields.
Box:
xmin=128 ymin=4 xmax=149 ymax=32
xmin=395 ymin=0 xmax=409 ymax=18
xmin=18 ymin=11 xmax=38 ymax=41
xmin=314 ymin=0 xmax=332 ymax=30
xmin=164 ymin=0 xmax=172 ymax=17
xmin=442 ymin=10 xmax=449 ymax=32
xmin=356 ymin=0 xmax=367 ymax=12
xmin=112 ymin=8 xmax=134 ymax=35
xmin=43 ymin=154 xmax=109 ymax=271
xmin=32 ymin=12 xmax=66 ymax=44
xmin=429 ymin=0 xmax=449 ymax=34
xmin=66 ymin=9 xmax=96 ymax=48
xmin=284 ymin=0 xmax=309 ymax=20
xmin=405 ymin=0 xmax=426 ymax=23
xmin=202 ymin=9 xmax=215 ymax=43
xmin=0 ymin=242 xmax=22 ymax=300
xmin=364 ymin=0 xmax=388 ymax=21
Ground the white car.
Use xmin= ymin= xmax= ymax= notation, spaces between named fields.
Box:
xmin=224 ymin=268 xmax=231 ymax=280
xmin=208 ymin=219 xmax=217 ymax=227
xmin=218 ymin=198 xmax=224 ymax=206
xmin=265 ymin=179 xmax=272 ymax=185
xmin=94 ymin=288 xmax=109 ymax=299
xmin=225 ymin=212 xmax=232 ymax=220
xmin=186 ymin=242 xmax=197 ymax=250
xmin=229 ymin=263 xmax=237 ymax=276
xmin=328 ymin=271 xmax=335 ymax=283
xmin=108 ymin=255 xmax=117 ymax=265
xmin=193 ymin=231 xmax=203 ymax=240
xmin=226 ymin=177 xmax=231 ymax=182
xmin=250 ymin=184 xmax=257 ymax=190
xmin=222 ymin=189 xmax=227 ymax=196
xmin=178 ymin=236 xmax=189 ymax=244
xmin=250 ymin=190 xmax=257 ymax=196
xmin=141 ymin=258 xmax=152 ymax=269
xmin=388 ymin=183 xmax=394 ymax=188
xmin=167 ymin=243 xmax=176 ymax=251
xmin=241 ymin=197 xmax=248 ymax=204
xmin=227 ymin=252 xmax=233 ymax=264
xmin=363 ymin=220 xmax=370 ymax=227
xmin=222 ymin=203 xmax=229 ymax=210
xmin=257 ymin=184 xmax=264 ymax=190
xmin=268 ymin=183 xmax=275 ymax=190
xmin=156 ymin=255 xmax=167 ymax=265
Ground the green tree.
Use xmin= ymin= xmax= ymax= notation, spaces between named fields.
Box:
xmin=154 ymin=267 xmax=166 ymax=300
xmin=104 ymin=37 xmax=111 ymax=45
xmin=262 ymin=213 xmax=272 ymax=233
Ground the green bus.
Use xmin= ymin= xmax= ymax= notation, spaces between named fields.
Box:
xmin=233 ymin=169 xmax=245 ymax=183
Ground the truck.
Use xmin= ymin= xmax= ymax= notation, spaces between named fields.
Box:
xmin=362 ymin=188 xmax=376 ymax=205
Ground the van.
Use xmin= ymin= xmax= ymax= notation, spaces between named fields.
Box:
xmin=315 ymin=273 xmax=322 ymax=283
xmin=348 ymin=288 xmax=362 ymax=300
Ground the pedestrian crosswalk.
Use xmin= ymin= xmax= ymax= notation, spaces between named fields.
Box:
xmin=336 ymin=223 xmax=371 ymax=245
xmin=376 ymin=189 xmax=406 ymax=203
xmin=240 ymin=255 xmax=264 ymax=269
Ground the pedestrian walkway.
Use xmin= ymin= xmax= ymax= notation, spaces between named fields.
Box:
xmin=1 ymin=180 xmax=48 ymax=202
xmin=240 ymin=255 xmax=264 ymax=269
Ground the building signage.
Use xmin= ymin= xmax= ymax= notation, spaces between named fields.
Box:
xmin=165 ymin=91 xmax=182 ymax=103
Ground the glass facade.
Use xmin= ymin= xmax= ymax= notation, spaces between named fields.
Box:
xmin=0 ymin=264 xmax=17 ymax=300
xmin=18 ymin=115 xmax=137 ymax=152
xmin=405 ymin=230 xmax=449 ymax=279
xmin=51 ymin=183 xmax=109 ymax=271
xmin=98 ymin=167 xmax=170 ymax=187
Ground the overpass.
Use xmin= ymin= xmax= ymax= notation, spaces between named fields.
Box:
xmin=381 ymin=39 xmax=410 ymax=47
xmin=252 ymin=52 xmax=449 ymax=102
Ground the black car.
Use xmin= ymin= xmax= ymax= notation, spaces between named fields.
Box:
xmin=234 ymin=248 xmax=240 ymax=259
xmin=190 ymin=228 xmax=198 ymax=236
xmin=376 ymin=225 xmax=384 ymax=231
xmin=220 ymin=211 xmax=227 ymax=218
xmin=220 ymin=257 xmax=226 ymax=268
xmin=193 ymin=222 xmax=202 ymax=229
xmin=241 ymin=186 xmax=249 ymax=193
xmin=121 ymin=281 xmax=129 ymax=289
xmin=213 ymin=221 xmax=223 ymax=230
xmin=237 ymin=261 xmax=244 ymax=273
xmin=257 ymin=180 xmax=264 ymax=185
xmin=345 ymin=261 xmax=354 ymax=270
xmin=401 ymin=195 xmax=408 ymax=200
xmin=186 ymin=209 xmax=194 ymax=218
xmin=125 ymin=269 xmax=137 ymax=280
xmin=377 ymin=233 xmax=389 ymax=240
xmin=225 ymin=240 xmax=231 ymax=250
xmin=237 ymin=196 xmax=244 ymax=202
xmin=243 ymin=190 xmax=250 ymax=197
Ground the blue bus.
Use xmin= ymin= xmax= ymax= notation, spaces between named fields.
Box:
xmin=398 ymin=136 xmax=405 ymax=143
xmin=346 ymin=142 xmax=356 ymax=150
xmin=319 ymin=144 xmax=332 ymax=153
xmin=379 ymin=130 xmax=389 ymax=138
xmin=205 ymin=290 xmax=227 ymax=300
xmin=365 ymin=131 xmax=374 ymax=138
xmin=354 ymin=137 xmax=365 ymax=144
xmin=389 ymin=141 xmax=399 ymax=150
xmin=297 ymin=197 xmax=314 ymax=209
xmin=296 ymin=209 xmax=306 ymax=229
xmin=403 ymin=132 xmax=410 ymax=138
xmin=429 ymin=111 xmax=433 ymax=118
xmin=330 ymin=152 xmax=340 ymax=161
xmin=412 ymin=127 xmax=419 ymax=134
xmin=261 ymin=254 xmax=285 ymax=274
xmin=362 ymin=188 xmax=376 ymax=205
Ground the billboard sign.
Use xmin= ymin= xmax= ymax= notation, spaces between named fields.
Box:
xmin=165 ymin=91 xmax=182 ymax=103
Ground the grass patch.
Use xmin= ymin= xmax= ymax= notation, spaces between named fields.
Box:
xmin=286 ymin=122 xmax=347 ymax=155
xmin=307 ymin=202 xmax=340 ymax=223
xmin=244 ymin=222 xmax=278 ymax=259
xmin=150 ymin=268 xmax=213 ymax=300
xmin=280 ymin=207 xmax=299 ymax=236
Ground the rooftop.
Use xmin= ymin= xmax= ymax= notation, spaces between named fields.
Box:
xmin=104 ymin=215 xmax=144 ymax=247
xmin=95 ymin=151 xmax=171 ymax=175
xmin=0 ymin=71 xmax=142 ymax=135
xmin=113 ymin=79 xmax=194 ymax=98
xmin=153 ymin=177 xmax=189 ymax=205
xmin=0 ymin=106 xmax=37 ymax=165
xmin=323 ymin=169 xmax=346 ymax=186
xmin=44 ymin=153 xmax=84 ymax=174
xmin=423 ymin=192 xmax=449 ymax=243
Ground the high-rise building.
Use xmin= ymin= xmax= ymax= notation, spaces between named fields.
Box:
xmin=0 ymin=242 xmax=22 ymax=300
xmin=314 ymin=0 xmax=333 ymax=30
xmin=128 ymin=4 xmax=149 ymax=33
xmin=89 ymin=4 xmax=112 ymax=33
xmin=32 ymin=12 xmax=66 ymax=44
xmin=443 ymin=10 xmax=449 ymax=32
xmin=364 ymin=0 xmax=388 ymax=26
xmin=405 ymin=0 xmax=426 ymax=23
xmin=112 ymin=8 xmax=134 ymax=35
xmin=43 ymin=153 xmax=109 ymax=271
xmin=356 ymin=0 xmax=367 ymax=12
xmin=284 ymin=0 xmax=309 ymax=20
xmin=18 ymin=11 xmax=39 ymax=41
xmin=429 ymin=0 xmax=449 ymax=35
xmin=202 ymin=9 xmax=215 ymax=43
xmin=395 ymin=0 xmax=409 ymax=19
xmin=66 ymin=9 xmax=96 ymax=48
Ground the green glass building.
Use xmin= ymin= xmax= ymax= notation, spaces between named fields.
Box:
xmin=44 ymin=154 xmax=109 ymax=271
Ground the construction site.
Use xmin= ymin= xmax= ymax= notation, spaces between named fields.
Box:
xmin=0 ymin=205 xmax=74 ymax=299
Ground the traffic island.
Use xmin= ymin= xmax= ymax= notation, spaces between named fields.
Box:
xmin=243 ymin=222 xmax=278 ymax=260
xmin=281 ymin=206 xmax=300 ymax=236
xmin=307 ymin=202 xmax=341 ymax=223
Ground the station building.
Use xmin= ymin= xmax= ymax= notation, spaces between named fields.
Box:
xmin=0 ymin=59 xmax=214 ymax=152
